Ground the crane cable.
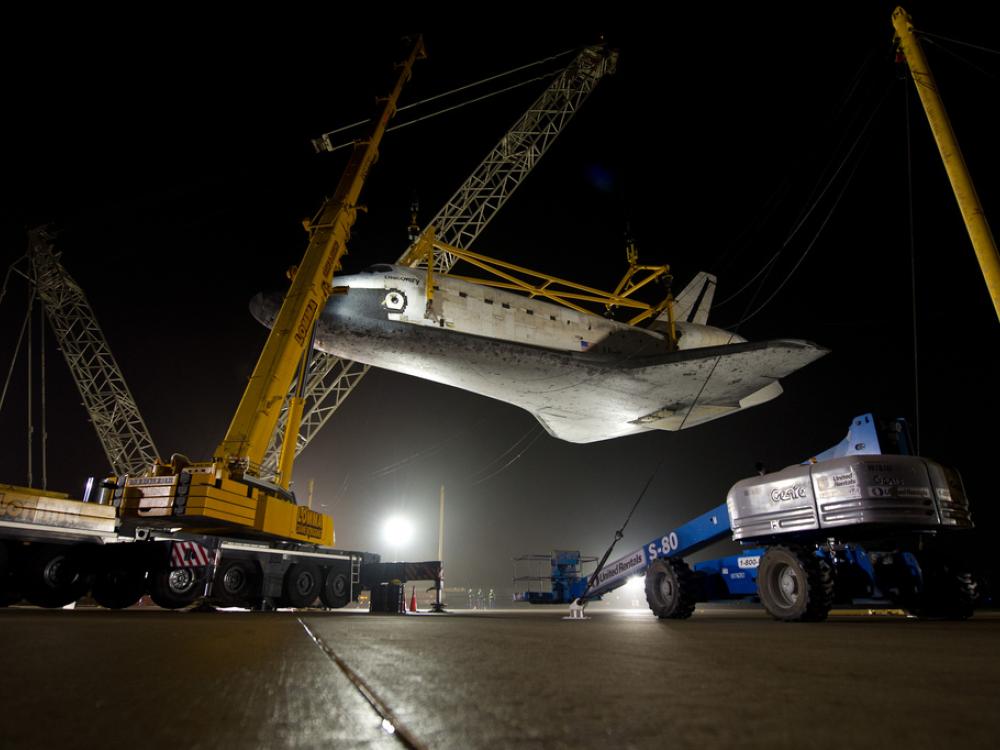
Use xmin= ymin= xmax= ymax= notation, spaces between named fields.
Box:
xmin=318 ymin=71 xmax=567 ymax=154
xmin=578 ymin=452 xmax=669 ymax=604
xmin=465 ymin=425 xmax=544 ymax=487
xmin=904 ymin=67 xmax=921 ymax=456
xmin=715 ymin=75 xmax=893 ymax=313
xmin=917 ymin=30 xmax=1000 ymax=57
xmin=0 ymin=277 xmax=35 ymax=418
xmin=315 ymin=48 xmax=578 ymax=153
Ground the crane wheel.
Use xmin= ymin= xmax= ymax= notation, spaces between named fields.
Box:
xmin=0 ymin=543 xmax=21 ymax=607
xmin=92 ymin=564 xmax=147 ymax=609
xmin=150 ymin=566 xmax=204 ymax=610
xmin=645 ymin=557 xmax=696 ymax=619
xmin=284 ymin=562 xmax=321 ymax=608
xmin=0 ymin=544 xmax=15 ymax=607
xmin=321 ymin=567 xmax=351 ymax=609
xmin=20 ymin=544 xmax=90 ymax=608
xmin=213 ymin=560 xmax=260 ymax=607
xmin=757 ymin=545 xmax=834 ymax=622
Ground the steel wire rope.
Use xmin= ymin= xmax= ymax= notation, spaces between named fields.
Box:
xmin=921 ymin=36 xmax=999 ymax=82
xmin=368 ymin=417 xmax=483 ymax=478
xmin=714 ymin=58 xmax=893 ymax=310
xmin=711 ymin=43 xmax=883 ymax=297
xmin=464 ymin=426 xmax=545 ymax=487
xmin=904 ymin=68 xmax=921 ymax=455
xmin=318 ymin=71 xmax=565 ymax=154
xmin=675 ymin=76 xmax=893 ymax=431
xmin=315 ymin=47 xmax=578 ymax=141
xmin=0 ymin=285 xmax=35 ymax=417
xmin=578 ymin=450 xmax=669 ymax=603
xmin=917 ymin=30 xmax=1000 ymax=57
xmin=734 ymin=145 xmax=870 ymax=326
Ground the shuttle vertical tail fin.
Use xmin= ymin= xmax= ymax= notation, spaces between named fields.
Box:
xmin=665 ymin=272 xmax=717 ymax=325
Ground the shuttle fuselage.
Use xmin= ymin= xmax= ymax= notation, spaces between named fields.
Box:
xmin=251 ymin=264 xmax=826 ymax=443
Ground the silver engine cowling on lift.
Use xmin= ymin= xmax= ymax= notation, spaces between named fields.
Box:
xmin=727 ymin=454 xmax=972 ymax=542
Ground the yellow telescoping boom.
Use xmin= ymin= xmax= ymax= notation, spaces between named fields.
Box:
xmin=115 ymin=37 xmax=426 ymax=545
xmin=892 ymin=7 xmax=1000 ymax=322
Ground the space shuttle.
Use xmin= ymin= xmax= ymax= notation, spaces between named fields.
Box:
xmin=250 ymin=266 xmax=826 ymax=443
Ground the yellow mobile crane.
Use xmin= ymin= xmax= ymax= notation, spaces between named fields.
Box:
xmin=92 ymin=37 xmax=429 ymax=608
xmin=113 ymin=38 xmax=424 ymax=545
xmin=0 ymin=38 xmax=431 ymax=612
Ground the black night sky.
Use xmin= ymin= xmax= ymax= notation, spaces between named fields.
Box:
xmin=2 ymin=5 xmax=998 ymax=598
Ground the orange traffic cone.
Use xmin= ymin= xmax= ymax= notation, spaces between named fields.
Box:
xmin=409 ymin=586 xmax=417 ymax=612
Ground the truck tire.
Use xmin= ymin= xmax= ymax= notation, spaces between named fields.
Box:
xmin=150 ymin=566 xmax=203 ymax=609
xmin=645 ymin=557 xmax=696 ymax=619
xmin=908 ymin=554 xmax=976 ymax=620
xmin=284 ymin=562 xmax=321 ymax=608
xmin=213 ymin=560 xmax=259 ymax=607
xmin=757 ymin=546 xmax=834 ymax=622
xmin=321 ymin=567 xmax=351 ymax=609
xmin=92 ymin=565 xmax=147 ymax=609
xmin=20 ymin=545 xmax=90 ymax=608
xmin=0 ymin=544 xmax=17 ymax=607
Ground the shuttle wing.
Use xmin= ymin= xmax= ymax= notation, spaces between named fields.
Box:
xmin=529 ymin=339 xmax=827 ymax=442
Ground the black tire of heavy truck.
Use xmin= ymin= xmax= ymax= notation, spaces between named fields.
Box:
xmin=20 ymin=545 xmax=90 ymax=608
xmin=0 ymin=543 xmax=17 ymax=606
xmin=213 ymin=560 xmax=260 ymax=607
xmin=150 ymin=566 xmax=204 ymax=609
xmin=321 ymin=567 xmax=351 ymax=608
xmin=284 ymin=562 xmax=321 ymax=608
xmin=645 ymin=557 xmax=696 ymax=619
xmin=91 ymin=565 xmax=147 ymax=609
xmin=757 ymin=546 xmax=834 ymax=622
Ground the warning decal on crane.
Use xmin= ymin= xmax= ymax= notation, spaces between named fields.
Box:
xmin=171 ymin=541 xmax=214 ymax=568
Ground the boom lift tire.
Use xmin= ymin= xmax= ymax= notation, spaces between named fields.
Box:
xmin=150 ymin=565 xmax=204 ymax=610
xmin=20 ymin=544 xmax=89 ymax=608
xmin=757 ymin=545 xmax=834 ymax=622
xmin=213 ymin=560 xmax=260 ymax=607
xmin=907 ymin=554 xmax=976 ymax=620
xmin=320 ymin=566 xmax=350 ymax=609
xmin=283 ymin=562 xmax=321 ymax=608
xmin=645 ymin=557 xmax=697 ymax=619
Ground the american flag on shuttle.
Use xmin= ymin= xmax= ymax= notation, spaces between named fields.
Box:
xmin=580 ymin=340 xmax=590 ymax=350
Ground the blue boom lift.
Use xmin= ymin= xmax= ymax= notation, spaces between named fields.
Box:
xmin=514 ymin=415 xmax=976 ymax=621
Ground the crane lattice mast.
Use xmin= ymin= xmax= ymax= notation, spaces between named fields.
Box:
xmin=262 ymin=44 xmax=618 ymax=475
xmin=27 ymin=228 xmax=160 ymax=476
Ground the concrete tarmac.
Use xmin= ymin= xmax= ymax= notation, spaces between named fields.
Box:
xmin=2 ymin=606 xmax=999 ymax=749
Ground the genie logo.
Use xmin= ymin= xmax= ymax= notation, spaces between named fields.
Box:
xmin=770 ymin=485 xmax=808 ymax=503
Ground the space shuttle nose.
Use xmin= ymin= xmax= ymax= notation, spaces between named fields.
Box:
xmin=249 ymin=291 xmax=281 ymax=328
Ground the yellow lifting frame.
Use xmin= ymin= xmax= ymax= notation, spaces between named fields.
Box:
xmin=412 ymin=234 xmax=677 ymax=337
